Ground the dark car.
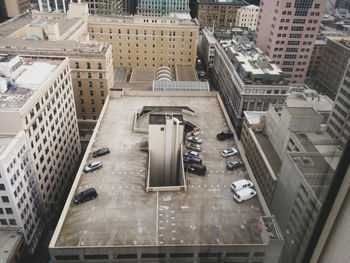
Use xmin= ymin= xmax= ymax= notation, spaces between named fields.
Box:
xmin=226 ymin=160 xmax=244 ymax=170
xmin=74 ymin=188 xmax=98 ymax=204
xmin=217 ymin=131 xmax=233 ymax=141
xmin=184 ymin=151 xmax=200 ymax=157
xmin=186 ymin=163 xmax=206 ymax=176
xmin=184 ymin=155 xmax=202 ymax=165
xmin=93 ymin=147 xmax=110 ymax=158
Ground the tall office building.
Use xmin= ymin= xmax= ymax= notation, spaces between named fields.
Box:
xmin=38 ymin=0 xmax=83 ymax=12
xmin=236 ymin=4 xmax=259 ymax=31
xmin=137 ymin=0 xmax=190 ymax=16
xmin=254 ymin=0 xmax=327 ymax=84
xmin=327 ymin=58 xmax=350 ymax=148
xmin=0 ymin=55 xmax=81 ymax=224
xmin=0 ymin=0 xmax=31 ymax=18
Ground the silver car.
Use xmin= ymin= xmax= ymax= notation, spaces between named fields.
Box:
xmin=84 ymin=161 xmax=102 ymax=172
xmin=221 ymin=147 xmax=238 ymax=158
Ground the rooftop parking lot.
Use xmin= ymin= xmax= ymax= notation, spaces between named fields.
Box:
xmin=54 ymin=95 xmax=264 ymax=247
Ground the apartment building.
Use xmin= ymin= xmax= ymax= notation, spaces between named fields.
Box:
xmin=0 ymin=0 xmax=31 ymax=18
xmin=316 ymin=37 xmax=350 ymax=97
xmin=88 ymin=15 xmax=199 ymax=71
xmin=201 ymin=29 xmax=289 ymax=133
xmin=0 ymin=7 xmax=115 ymax=136
xmin=307 ymin=39 xmax=326 ymax=76
xmin=0 ymin=131 xmax=43 ymax=254
xmin=254 ymin=0 xmax=327 ymax=84
xmin=137 ymin=0 xmax=190 ymax=16
xmin=0 ymin=55 xmax=81 ymax=224
xmin=191 ymin=0 xmax=248 ymax=28
xmin=327 ymin=59 xmax=350 ymax=148
xmin=236 ymin=4 xmax=259 ymax=31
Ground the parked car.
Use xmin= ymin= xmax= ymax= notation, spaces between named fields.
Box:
xmin=187 ymin=136 xmax=202 ymax=144
xmin=233 ymin=188 xmax=256 ymax=203
xmin=186 ymin=162 xmax=206 ymax=176
xmin=187 ymin=143 xmax=201 ymax=152
xmin=93 ymin=147 xmax=110 ymax=158
xmin=221 ymin=148 xmax=238 ymax=158
xmin=190 ymin=126 xmax=201 ymax=136
xmin=184 ymin=155 xmax=202 ymax=164
xmin=84 ymin=161 xmax=102 ymax=172
xmin=217 ymin=131 xmax=233 ymax=141
xmin=74 ymin=188 xmax=98 ymax=204
xmin=199 ymin=71 xmax=205 ymax=77
xmin=230 ymin=179 xmax=253 ymax=192
xmin=184 ymin=151 xmax=200 ymax=157
xmin=226 ymin=160 xmax=244 ymax=170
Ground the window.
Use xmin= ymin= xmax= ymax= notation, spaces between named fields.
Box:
xmin=87 ymin=63 xmax=91 ymax=69
xmin=1 ymin=196 xmax=9 ymax=202
xmin=5 ymin=208 xmax=13 ymax=214
xmin=0 ymin=184 xmax=5 ymax=190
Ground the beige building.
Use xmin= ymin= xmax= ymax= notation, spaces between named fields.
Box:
xmin=88 ymin=15 xmax=199 ymax=71
xmin=0 ymin=55 xmax=81 ymax=223
xmin=236 ymin=5 xmax=259 ymax=31
xmin=191 ymin=0 xmax=247 ymax=29
xmin=307 ymin=39 xmax=326 ymax=76
xmin=0 ymin=6 xmax=115 ymax=136
xmin=316 ymin=37 xmax=350 ymax=97
xmin=0 ymin=0 xmax=30 ymax=18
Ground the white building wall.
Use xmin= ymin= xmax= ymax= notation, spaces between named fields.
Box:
xmin=236 ymin=5 xmax=259 ymax=31
xmin=0 ymin=131 xmax=43 ymax=254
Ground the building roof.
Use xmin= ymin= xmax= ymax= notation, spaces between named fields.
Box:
xmin=285 ymin=107 xmax=321 ymax=119
xmin=175 ymin=65 xmax=198 ymax=81
xmin=52 ymin=94 xmax=267 ymax=248
xmin=0 ymin=55 xmax=63 ymax=109
xmin=244 ymin=111 xmax=267 ymax=125
xmin=0 ymin=135 xmax=15 ymax=156
xmin=0 ymin=230 xmax=22 ymax=263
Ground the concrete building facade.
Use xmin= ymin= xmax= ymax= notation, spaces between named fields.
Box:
xmin=254 ymin=0 xmax=327 ymax=84
xmin=316 ymin=37 xmax=350 ymax=97
xmin=201 ymin=29 xmax=289 ymax=133
xmin=307 ymin=39 xmax=326 ymax=76
xmin=191 ymin=0 xmax=248 ymax=29
xmin=137 ymin=0 xmax=190 ymax=16
xmin=0 ymin=0 xmax=31 ymax=18
xmin=327 ymin=59 xmax=350 ymax=148
xmin=236 ymin=4 xmax=259 ymax=31
xmin=0 ymin=55 xmax=81 ymax=224
xmin=88 ymin=15 xmax=199 ymax=71
xmin=0 ymin=131 xmax=43 ymax=254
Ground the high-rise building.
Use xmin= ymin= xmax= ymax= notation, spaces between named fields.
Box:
xmin=88 ymin=14 xmax=199 ymax=71
xmin=0 ymin=6 xmax=115 ymax=136
xmin=316 ymin=37 xmax=350 ymax=98
xmin=0 ymin=131 xmax=44 ymax=254
xmin=336 ymin=0 xmax=350 ymax=9
xmin=191 ymin=0 xmax=247 ymax=29
xmin=137 ymin=0 xmax=190 ymax=16
xmin=327 ymin=58 xmax=350 ymax=148
xmin=236 ymin=4 xmax=260 ymax=31
xmin=254 ymin=0 xmax=327 ymax=84
xmin=0 ymin=54 xmax=81 ymax=224
xmin=0 ymin=0 xmax=31 ymax=18
xmin=307 ymin=39 xmax=326 ymax=76
xmin=37 ymin=0 xmax=82 ymax=12
xmin=201 ymin=29 xmax=289 ymax=133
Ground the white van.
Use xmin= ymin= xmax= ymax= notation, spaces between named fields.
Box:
xmin=230 ymin=179 xmax=253 ymax=192
xmin=233 ymin=188 xmax=256 ymax=203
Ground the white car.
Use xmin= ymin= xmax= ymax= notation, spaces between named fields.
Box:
xmin=233 ymin=188 xmax=256 ymax=203
xmin=230 ymin=179 xmax=253 ymax=192
xmin=187 ymin=143 xmax=201 ymax=152
xmin=221 ymin=147 xmax=238 ymax=158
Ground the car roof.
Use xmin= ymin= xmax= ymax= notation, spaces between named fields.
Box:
xmin=90 ymin=161 xmax=101 ymax=165
xmin=232 ymin=179 xmax=252 ymax=187
xmin=235 ymin=188 xmax=256 ymax=197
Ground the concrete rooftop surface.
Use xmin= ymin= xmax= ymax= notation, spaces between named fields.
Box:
xmin=54 ymin=95 xmax=264 ymax=248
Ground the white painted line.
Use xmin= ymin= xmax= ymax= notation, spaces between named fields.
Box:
xmin=171 ymin=210 xmax=175 ymax=213
xmin=156 ymin=191 xmax=159 ymax=245
xmin=159 ymin=214 xmax=163 ymax=216
xmin=172 ymin=237 xmax=176 ymax=240
xmin=171 ymin=217 xmax=175 ymax=220
xmin=159 ymin=226 xmax=165 ymax=230
xmin=159 ymin=234 xmax=164 ymax=237
xmin=171 ymin=223 xmax=176 ymax=226
xmin=171 ymin=230 xmax=176 ymax=233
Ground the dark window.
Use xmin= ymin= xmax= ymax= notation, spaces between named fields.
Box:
xmin=117 ymin=254 xmax=137 ymax=259
xmin=83 ymin=255 xmax=108 ymax=260
xmin=142 ymin=253 xmax=166 ymax=258
xmin=55 ymin=255 xmax=80 ymax=260
xmin=170 ymin=253 xmax=194 ymax=258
